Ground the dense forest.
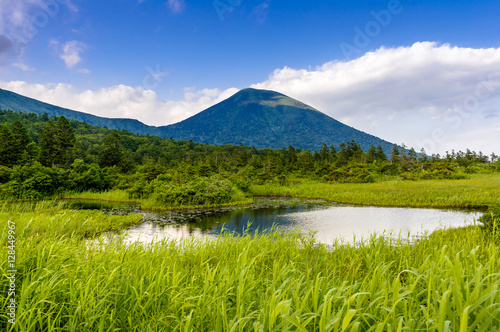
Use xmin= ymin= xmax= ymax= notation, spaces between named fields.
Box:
xmin=1 ymin=109 xmax=499 ymax=206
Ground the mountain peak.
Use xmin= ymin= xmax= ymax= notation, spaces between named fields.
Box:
xmin=160 ymin=88 xmax=393 ymax=151
xmin=232 ymin=87 xmax=285 ymax=100
xmin=230 ymin=88 xmax=318 ymax=112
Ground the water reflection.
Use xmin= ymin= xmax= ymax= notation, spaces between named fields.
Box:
xmin=123 ymin=200 xmax=330 ymax=243
xmin=284 ymin=206 xmax=479 ymax=244
xmin=107 ymin=198 xmax=480 ymax=245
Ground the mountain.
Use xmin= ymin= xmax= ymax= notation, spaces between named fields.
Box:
xmin=0 ymin=88 xmax=161 ymax=136
xmin=159 ymin=88 xmax=394 ymax=152
xmin=0 ymin=87 xmax=394 ymax=152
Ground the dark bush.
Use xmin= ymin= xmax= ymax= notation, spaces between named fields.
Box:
xmin=0 ymin=166 xmax=12 ymax=184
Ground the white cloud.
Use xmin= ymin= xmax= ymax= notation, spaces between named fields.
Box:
xmin=12 ymin=62 xmax=35 ymax=71
xmin=252 ymin=42 xmax=500 ymax=154
xmin=0 ymin=80 xmax=239 ymax=127
xmin=77 ymin=68 xmax=90 ymax=74
xmin=1 ymin=42 xmax=499 ymax=155
xmin=166 ymin=0 xmax=185 ymax=14
xmin=59 ymin=40 xmax=86 ymax=68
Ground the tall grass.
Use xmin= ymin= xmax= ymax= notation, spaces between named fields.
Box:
xmin=251 ymin=174 xmax=500 ymax=209
xmin=1 ymin=206 xmax=500 ymax=331
xmin=62 ymin=189 xmax=133 ymax=203
xmin=0 ymin=203 xmax=142 ymax=240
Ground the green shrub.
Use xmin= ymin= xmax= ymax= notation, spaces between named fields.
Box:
xmin=69 ymin=159 xmax=106 ymax=192
xmin=493 ymin=160 xmax=500 ymax=172
xmin=151 ymin=176 xmax=242 ymax=206
xmin=479 ymin=205 xmax=500 ymax=232
xmin=330 ymin=166 xmax=375 ymax=183
xmin=0 ymin=162 xmax=65 ymax=199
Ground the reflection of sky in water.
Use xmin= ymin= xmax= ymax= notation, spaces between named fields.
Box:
xmin=284 ymin=206 xmax=480 ymax=244
xmin=122 ymin=201 xmax=481 ymax=245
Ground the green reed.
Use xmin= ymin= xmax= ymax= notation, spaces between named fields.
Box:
xmin=1 ymin=205 xmax=499 ymax=331
xmin=0 ymin=203 xmax=142 ymax=240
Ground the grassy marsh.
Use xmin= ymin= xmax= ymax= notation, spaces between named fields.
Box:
xmin=1 ymin=203 xmax=500 ymax=331
xmin=251 ymin=174 xmax=500 ymax=209
xmin=2 ymin=174 xmax=500 ymax=331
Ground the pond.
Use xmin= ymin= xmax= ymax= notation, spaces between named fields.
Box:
xmin=68 ymin=197 xmax=482 ymax=245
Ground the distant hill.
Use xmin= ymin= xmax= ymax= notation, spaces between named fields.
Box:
xmin=0 ymin=87 xmax=394 ymax=152
xmin=0 ymin=88 xmax=161 ymax=136
xmin=158 ymin=88 xmax=395 ymax=152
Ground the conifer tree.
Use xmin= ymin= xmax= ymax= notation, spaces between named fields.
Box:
xmin=320 ymin=143 xmax=330 ymax=162
xmin=329 ymin=144 xmax=337 ymax=162
xmin=99 ymin=132 xmax=123 ymax=167
xmin=366 ymin=144 xmax=377 ymax=163
xmin=390 ymin=144 xmax=401 ymax=165
xmin=375 ymin=145 xmax=387 ymax=161
xmin=38 ymin=116 xmax=76 ymax=167
xmin=0 ymin=125 xmax=15 ymax=167
xmin=54 ymin=116 xmax=77 ymax=167
xmin=38 ymin=120 xmax=56 ymax=167
xmin=10 ymin=120 xmax=30 ymax=164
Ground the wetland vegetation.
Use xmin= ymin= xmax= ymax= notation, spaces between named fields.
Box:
xmin=1 ymin=201 xmax=499 ymax=330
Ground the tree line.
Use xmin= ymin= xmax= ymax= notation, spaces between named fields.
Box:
xmin=0 ymin=109 xmax=499 ymax=201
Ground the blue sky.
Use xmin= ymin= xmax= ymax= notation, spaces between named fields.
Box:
xmin=1 ymin=0 xmax=500 ymax=154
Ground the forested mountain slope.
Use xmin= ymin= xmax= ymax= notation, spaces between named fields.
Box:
xmin=1 ymin=87 xmax=394 ymax=152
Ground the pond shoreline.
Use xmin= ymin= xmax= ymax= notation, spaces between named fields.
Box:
xmin=60 ymin=193 xmax=487 ymax=214
xmin=60 ymin=195 xmax=255 ymax=212
xmin=251 ymin=194 xmax=488 ymax=212
xmin=69 ymin=196 xmax=482 ymax=246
